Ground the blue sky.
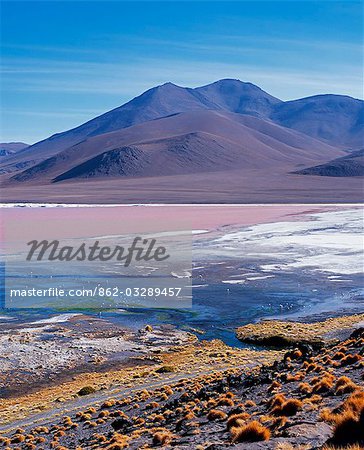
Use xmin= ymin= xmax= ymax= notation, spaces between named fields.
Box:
xmin=1 ymin=1 xmax=363 ymax=143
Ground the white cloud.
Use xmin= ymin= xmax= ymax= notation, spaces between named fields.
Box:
xmin=1 ymin=56 xmax=362 ymax=100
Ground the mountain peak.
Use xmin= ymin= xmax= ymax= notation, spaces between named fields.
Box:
xmin=200 ymin=78 xmax=260 ymax=89
xmin=154 ymin=81 xmax=183 ymax=91
xmin=195 ymin=78 xmax=282 ymax=116
xmin=160 ymin=81 xmax=179 ymax=87
xmin=211 ymin=78 xmax=246 ymax=84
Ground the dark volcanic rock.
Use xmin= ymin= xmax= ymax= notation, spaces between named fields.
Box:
xmin=295 ymin=148 xmax=364 ymax=177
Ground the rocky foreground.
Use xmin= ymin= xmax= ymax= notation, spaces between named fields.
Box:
xmin=0 ymin=315 xmax=363 ymax=449
xmin=0 ymin=315 xmax=197 ymax=398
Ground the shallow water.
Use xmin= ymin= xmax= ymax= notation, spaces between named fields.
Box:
xmin=1 ymin=208 xmax=363 ymax=347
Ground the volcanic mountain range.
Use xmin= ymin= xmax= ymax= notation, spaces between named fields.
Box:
xmin=1 ymin=79 xmax=363 ymax=202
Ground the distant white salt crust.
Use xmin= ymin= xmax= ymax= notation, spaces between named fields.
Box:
xmin=222 ymin=280 xmax=246 ymax=284
xmin=203 ymin=209 xmax=363 ymax=276
xmin=171 ymin=271 xmax=192 ymax=278
xmin=245 ymin=275 xmax=275 ymax=281
xmin=228 ymin=272 xmax=266 ymax=278
xmin=31 ymin=313 xmax=82 ymax=324
xmin=92 ymin=230 xmax=208 ymax=240
xmin=329 ymin=279 xmax=353 ymax=282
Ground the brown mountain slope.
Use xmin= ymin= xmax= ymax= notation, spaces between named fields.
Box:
xmin=0 ymin=80 xmax=282 ymax=173
xmin=8 ymin=110 xmax=344 ymax=184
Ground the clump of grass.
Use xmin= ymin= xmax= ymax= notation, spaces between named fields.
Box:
xmin=152 ymin=430 xmax=174 ymax=446
xmin=271 ymin=398 xmax=303 ymax=416
xmin=320 ymin=407 xmax=335 ymax=422
xmin=101 ymin=399 xmax=116 ymax=408
xmin=312 ymin=375 xmax=334 ymax=393
xmin=156 ymin=365 xmax=176 ymax=373
xmin=321 ymin=390 xmax=364 ymax=446
xmin=338 ymin=345 xmax=348 ymax=352
xmin=308 ymin=394 xmax=322 ymax=404
xmin=33 ymin=426 xmax=48 ymax=434
xmin=343 ymin=390 xmax=364 ymax=415
xmin=0 ymin=437 xmax=10 ymax=446
xmin=108 ymin=432 xmax=131 ymax=448
xmin=184 ymin=411 xmax=195 ymax=420
xmin=332 ymin=352 xmax=346 ymax=360
xmin=78 ymin=386 xmax=96 ymax=396
xmin=153 ymin=414 xmax=165 ymax=423
xmin=62 ymin=416 xmax=73 ymax=427
xmin=292 ymin=349 xmax=303 ymax=359
xmin=340 ymin=354 xmax=362 ymax=366
xmin=134 ymin=417 xmax=145 ymax=426
xmin=331 ymin=412 xmax=362 ymax=446
xmin=94 ymin=433 xmax=107 ymax=443
xmin=269 ymin=416 xmax=288 ymax=430
xmin=217 ymin=396 xmax=234 ymax=407
xmin=268 ymin=393 xmax=286 ymax=409
xmin=207 ymin=409 xmax=227 ymax=421
xmin=163 ymin=385 xmax=173 ymax=396
xmin=139 ymin=389 xmax=150 ymax=400
xmin=78 ymin=413 xmax=92 ymax=421
xmin=207 ymin=399 xmax=217 ymax=408
xmin=305 ymin=363 xmax=318 ymax=372
xmin=286 ymin=372 xmax=305 ymax=382
xmin=230 ymin=420 xmax=271 ymax=443
xmin=227 ymin=412 xmax=250 ymax=430
xmin=335 ymin=376 xmax=358 ymax=395
xmin=25 ymin=444 xmax=36 ymax=450
xmin=146 ymin=401 xmax=160 ymax=410
xmin=268 ymin=381 xmax=281 ymax=392
xmin=245 ymin=400 xmax=256 ymax=408
xmin=11 ymin=434 xmax=25 ymax=443
xmin=85 ymin=407 xmax=96 ymax=414
xmin=335 ymin=376 xmax=352 ymax=388
xmin=54 ymin=429 xmax=66 ymax=437
xmin=298 ymin=382 xmax=312 ymax=395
